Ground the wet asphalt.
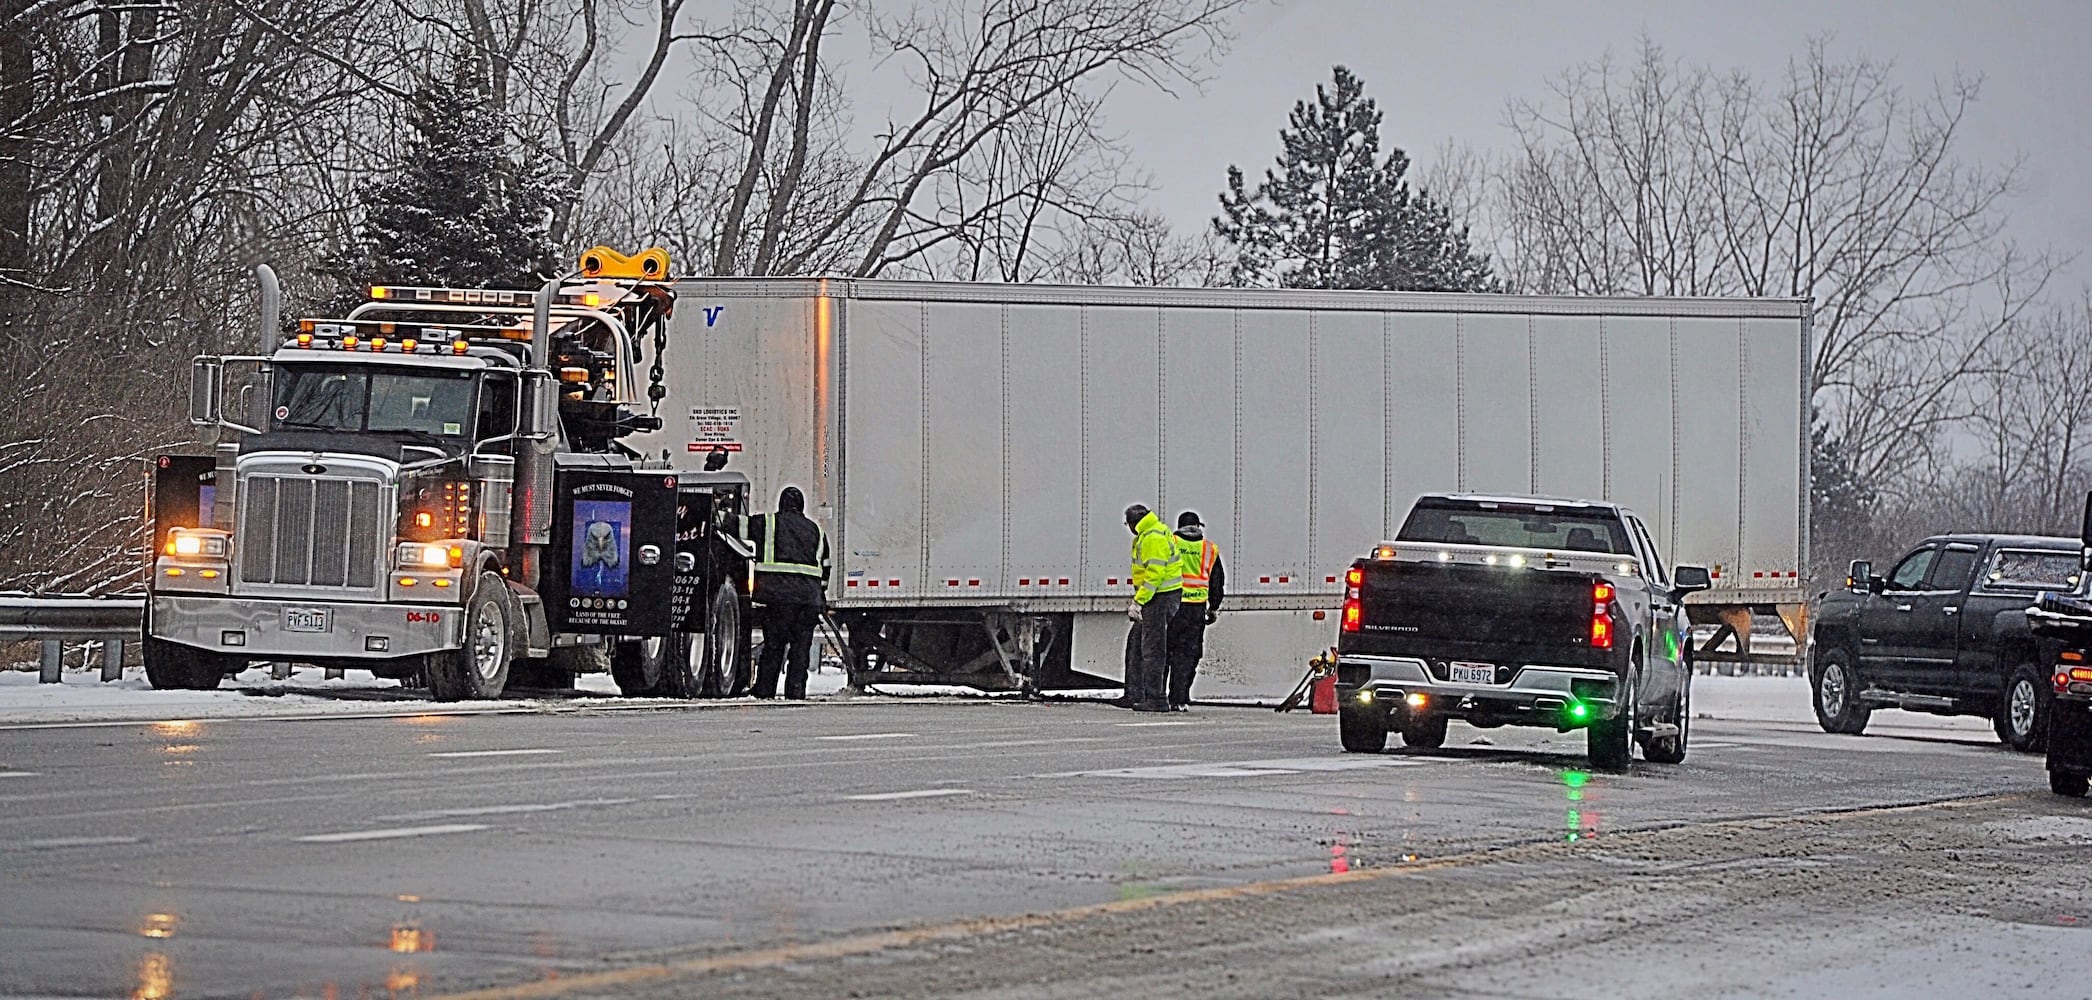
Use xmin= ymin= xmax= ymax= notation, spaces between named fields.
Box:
xmin=0 ymin=693 xmax=2055 ymax=999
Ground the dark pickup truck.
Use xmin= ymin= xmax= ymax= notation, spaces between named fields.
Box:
xmin=1808 ymin=534 xmax=2082 ymax=750
xmin=1334 ymin=494 xmax=1711 ymax=771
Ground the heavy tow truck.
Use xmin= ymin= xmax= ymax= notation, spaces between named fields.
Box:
xmin=144 ymin=248 xmax=755 ymax=700
xmin=2028 ymin=493 xmax=2092 ymax=797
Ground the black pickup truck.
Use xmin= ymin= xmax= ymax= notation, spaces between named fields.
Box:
xmin=1808 ymin=534 xmax=2082 ymax=750
xmin=1334 ymin=494 xmax=1711 ymax=771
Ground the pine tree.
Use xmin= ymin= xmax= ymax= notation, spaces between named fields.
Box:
xmin=1214 ymin=66 xmax=1494 ymax=292
xmin=324 ymin=55 xmax=558 ymax=308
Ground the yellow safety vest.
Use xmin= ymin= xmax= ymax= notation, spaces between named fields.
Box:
xmin=1177 ymin=536 xmax=1218 ymax=604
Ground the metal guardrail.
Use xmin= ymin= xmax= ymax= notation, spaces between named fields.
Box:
xmin=0 ymin=595 xmax=144 ymax=684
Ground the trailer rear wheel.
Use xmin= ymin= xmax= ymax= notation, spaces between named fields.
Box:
xmin=142 ymin=638 xmax=229 ymax=691
xmin=427 ymin=572 xmax=511 ymax=701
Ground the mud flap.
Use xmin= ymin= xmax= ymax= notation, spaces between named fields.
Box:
xmin=542 ymin=470 xmax=680 ymax=636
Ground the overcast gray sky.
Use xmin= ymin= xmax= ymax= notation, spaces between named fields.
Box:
xmin=1106 ymin=0 xmax=2092 ymax=286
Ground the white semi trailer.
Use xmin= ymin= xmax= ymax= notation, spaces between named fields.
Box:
xmin=634 ymin=280 xmax=1811 ymax=700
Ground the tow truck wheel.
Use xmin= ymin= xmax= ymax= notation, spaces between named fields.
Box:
xmin=611 ymin=637 xmax=670 ymax=697
xmin=700 ymin=584 xmax=747 ymax=698
xmin=2051 ymin=770 xmax=2090 ymax=798
xmin=1810 ymin=647 xmax=1871 ymax=735
xmin=1338 ymin=704 xmax=1387 ymax=753
xmin=1588 ymin=662 xmax=1635 ymax=772
xmin=427 ymin=572 xmax=511 ymax=701
xmin=1400 ymin=714 xmax=1449 ymax=749
xmin=1994 ymin=664 xmax=2049 ymax=753
xmin=142 ymin=638 xmax=227 ymax=691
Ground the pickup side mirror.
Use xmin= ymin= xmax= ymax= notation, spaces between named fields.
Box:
xmin=188 ymin=356 xmax=223 ymax=427
xmin=1672 ymin=565 xmax=1713 ymax=594
xmin=1846 ymin=560 xmax=1872 ymax=594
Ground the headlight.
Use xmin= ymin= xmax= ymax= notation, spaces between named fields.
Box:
xmin=166 ymin=529 xmax=227 ymax=559
xmin=396 ymin=543 xmax=464 ymax=569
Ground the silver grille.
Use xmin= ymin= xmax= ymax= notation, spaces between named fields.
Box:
xmin=239 ymin=475 xmax=383 ymax=589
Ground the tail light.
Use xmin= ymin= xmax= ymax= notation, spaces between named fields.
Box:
xmin=2057 ymin=665 xmax=2092 ymax=694
xmin=1342 ymin=598 xmax=1361 ymax=633
xmin=1591 ymin=581 xmax=1615 ymax=650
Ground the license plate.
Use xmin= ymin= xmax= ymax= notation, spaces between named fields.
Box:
xmin=1449 ymin=661 xmax=1496 ymax=685
xmin=282 ymin=607 xmax=332 ymax=633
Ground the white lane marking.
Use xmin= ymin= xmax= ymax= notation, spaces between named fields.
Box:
xmin=376 ymin=798 xmax=638 ymax=822
xmin=0 ymin=772 xmax=40 ymax=778
xmin=845 ymin=788 xmax=973 ymax=801
xmin=1116 ymin=721 xmax=1199 ymax=728
xmin=816 ymin=732 xmax=918 ymax=742
xmin=22 ymin=835 xmax=142 ymax=849
xmin=1049 ymin=756 xmax=1426 ymax=780
xmin=428 ymin=748 xmax=564 ymax=758
xmin=296 ymin=823 xmax=489 ymax=843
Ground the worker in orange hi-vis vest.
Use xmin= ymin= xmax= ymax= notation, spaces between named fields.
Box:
xmin=1167 ymin=510 xmax=1225 ymax=711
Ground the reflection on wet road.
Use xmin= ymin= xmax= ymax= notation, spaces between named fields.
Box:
xmin=0 ymin=698 xmax=2051 ymax=998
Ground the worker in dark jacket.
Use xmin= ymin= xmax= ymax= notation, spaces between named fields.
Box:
xmin=1167 ymin=511 xmax=1225 ymax=710
xmin=744 ymin=485 xmax=831 ymax=700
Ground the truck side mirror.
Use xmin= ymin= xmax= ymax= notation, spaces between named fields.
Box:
xmin=1672 ymin=565 xmax=1713 ymax=594
xmin=1847 ymin=560 xmax=1872 ymax=593
xmin=189 ymin=357 xmax=223 ymax=427
xmin=519 ymin=371 xmax=558 ymax=441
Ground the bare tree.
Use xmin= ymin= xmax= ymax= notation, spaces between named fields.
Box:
xmin=1495 ymin=37 xmax=2055 ymax=496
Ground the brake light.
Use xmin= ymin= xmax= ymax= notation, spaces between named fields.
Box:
xmin=2057 ymin=666 xmax=2092 ymax=694
xmin=1342 ymin=598 xmax=1361 ymax=633
xmin=1345 ymin=566 xmax=1363 ymax=590
xmin=1591 ymin=580 xmax=1615 ymax=650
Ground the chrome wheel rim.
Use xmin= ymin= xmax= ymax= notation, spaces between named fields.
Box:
xmin=712 ymin=593 xmax=739 ymax=689
xmin=1821 ymin=662 xmax=1848 ymax=718
xmin=472 ymin=601 xmax=505 ymax=682
xmin=2010 ymin=679 xmax=2038 ymax=737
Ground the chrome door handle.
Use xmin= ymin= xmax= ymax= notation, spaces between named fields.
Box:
xmin=1942 ymin=606 xmax=1960 ymax=616
xmin=1895 ymin=604 xmax=1913 ymax=612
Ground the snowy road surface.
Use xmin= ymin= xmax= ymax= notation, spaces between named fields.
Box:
xmin=0 ymin=674 xmax=2080 ymax=998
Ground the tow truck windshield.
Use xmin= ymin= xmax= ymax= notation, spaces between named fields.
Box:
xmin=274 ymin=366 xmax=477 ymax=439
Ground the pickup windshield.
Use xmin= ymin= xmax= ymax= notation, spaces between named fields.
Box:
xmin=274 ymin=366 xmax=477 ymax=439
xmin=1397 ymin=500 xmax=1631 ymax=555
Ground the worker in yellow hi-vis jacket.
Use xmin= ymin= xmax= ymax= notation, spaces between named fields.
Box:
xmin=1120 ymin=503 xmax=1183 ymax=712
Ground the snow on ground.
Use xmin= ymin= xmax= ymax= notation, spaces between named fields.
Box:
xmin=0 ymin=664 xmax=2002 ymax=740
xmin=0 ymin=665 xmax=852 ymax=725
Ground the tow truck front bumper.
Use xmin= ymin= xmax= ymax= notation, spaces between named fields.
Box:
xmin=149 ymin=594 xmax=463 ymax=660
xmin=1337 ymin=654 xmax=1622 ymax=725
